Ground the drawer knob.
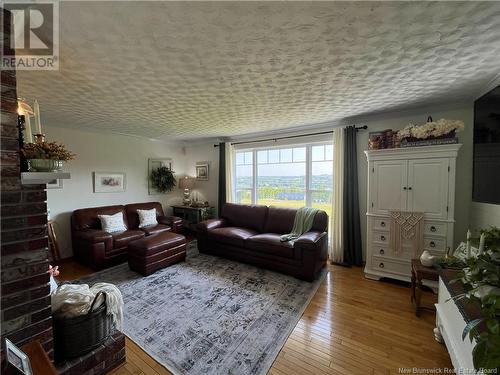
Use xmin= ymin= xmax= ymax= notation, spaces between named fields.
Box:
xmin=379 ymin=249 xmax=385 ymax=255
xmin=379 ymin=262 xmax=384 ymax=268
xmin=403 ymin=187 xmax=407 ymax=190
xmin=380 ymin=221 xmax=386 ymax=227
xmin=430 ymin=241 xmax=436 ymax=248
xmin=430 ymin=226 xmax=437 ymax=232
xmin=380 ymin=235 xmax=386 ymax=241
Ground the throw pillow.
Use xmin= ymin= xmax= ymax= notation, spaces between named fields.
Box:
xmin=98 ymin=212 xmax=127 ymax=233
xmin=137 ymin=208 xmax=158 ymax=228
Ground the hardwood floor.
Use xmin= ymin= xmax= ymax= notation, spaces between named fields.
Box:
xmin=59 ymin=260 xmax=451 ymax=375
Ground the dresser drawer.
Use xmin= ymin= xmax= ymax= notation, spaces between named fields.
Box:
xmin=423 ymin=236 xmax=446 ymax=251
xmin=372 ymin=217 xmax=390 ymax=232
xmin=372 ymin=231 xmax=389 ymax=244
xmin=372 ymin=244 xmax=413 ymax=258
xmin=372 ymin=256 xmax=411 ymax=276
xmin=424 ymin=222 xmax=447 ymax=237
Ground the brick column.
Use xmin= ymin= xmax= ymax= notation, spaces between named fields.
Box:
xmin=1 ymin=8 xmax=54 ymax=358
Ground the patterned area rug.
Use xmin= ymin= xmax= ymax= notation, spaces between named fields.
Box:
xmin=76 ymin=242 xmax=326 ymax=375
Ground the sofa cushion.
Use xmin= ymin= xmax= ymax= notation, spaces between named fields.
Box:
xmin=207 ymin=227 xmax=258 ymax=247
xmin=72 ymin=205 xmax=126 ymax=231
xmin=263 ymin=206 xmax=296 ymax=234
xmin=112 ymin=230 xmax=145 ymax=249
xmin=220 ymin=203 xmax=268 ymax=232
xmin=142 ymin=224 xmax=171 ymax=236
xmin=98 ymin=212 xmax=128 ymax=233
xmin=310 ymin=210 xmax=329 ymax=232
xmin=125 ymin=202 xmax=165 ymax=230
xmin=137 ymin=208 xmax=158 ymax=228
xmin=245 ymin=233 xmax=295 ymax=259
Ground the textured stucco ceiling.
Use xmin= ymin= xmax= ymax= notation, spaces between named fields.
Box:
xmin=16 ymin=1 xmax=500 ymax=140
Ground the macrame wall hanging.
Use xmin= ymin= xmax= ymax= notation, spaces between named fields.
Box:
xmin=389 ymin=211 xmax=424 ymax=255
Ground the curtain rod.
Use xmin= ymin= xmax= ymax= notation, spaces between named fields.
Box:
xmin=213 ymin=125 xmax=367 ymax=147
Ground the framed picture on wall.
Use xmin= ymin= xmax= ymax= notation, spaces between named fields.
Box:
xmin=93 ymin=172 xmax=126 ymax=193
xmin=47 ymin=178 xmax=63 ymax=189
xmin=5 ymin=339 xmax=32 ymax=375
xmin=196 ymin=163 xmax=209 ymax=180
xmin=148 ymin=158 xmax=173 ymax=195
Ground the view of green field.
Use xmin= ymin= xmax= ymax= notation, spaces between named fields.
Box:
xmin=239 ymin=197 xmax=331 ymax=218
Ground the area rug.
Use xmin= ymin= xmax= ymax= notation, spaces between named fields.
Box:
xmin=76 ymin=242 xmax=326 ymax=375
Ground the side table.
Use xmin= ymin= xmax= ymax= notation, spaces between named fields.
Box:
xmin=411 ymin=259 xmax=439 ymax=317
xmin=171 ymin=205 xmax=214 ymax=231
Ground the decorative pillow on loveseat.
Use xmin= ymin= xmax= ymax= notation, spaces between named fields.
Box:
xmin=97 ymin=212 xmax=127 ymax=233
xmin=137 ymin=208 xmax=158 ymax=228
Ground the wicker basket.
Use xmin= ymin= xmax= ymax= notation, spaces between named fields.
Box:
xmin=53 ymin=291 xmax=113 ymax=359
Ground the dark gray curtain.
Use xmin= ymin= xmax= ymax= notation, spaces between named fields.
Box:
xmin=342 ymin=126 xmax=363 ymax=266
xmin=218 ymin=142 xmax=226 ymax=217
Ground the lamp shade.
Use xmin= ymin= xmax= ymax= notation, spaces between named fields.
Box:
xmin=179 ymin=176 xmax=194 ymax=189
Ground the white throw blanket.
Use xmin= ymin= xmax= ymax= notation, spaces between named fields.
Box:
xmin=52 ymin=282 xmax=123 ymax=330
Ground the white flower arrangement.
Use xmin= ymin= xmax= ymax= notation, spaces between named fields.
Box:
xmin=397 ymin=118 xmax=464 ymax=140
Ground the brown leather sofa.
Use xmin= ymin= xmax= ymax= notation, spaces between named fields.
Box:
xmin=71 ymin=202 xmax=175 ymax=270
xmin=197 ymin=203 xmax=328 ymax=281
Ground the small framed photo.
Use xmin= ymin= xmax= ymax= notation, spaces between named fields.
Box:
xmin=196 ymin=163 xmax=209 ymax=180
xmin=47 ymin=178 xmax=63 ymax=189
xmin=5 ymin=339 xmax=32 ymax=375
xmin=93 ymin=172 xmax=126 ymax=193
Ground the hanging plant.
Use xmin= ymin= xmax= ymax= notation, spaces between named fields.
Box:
xmin=150 ymin=166 xmax=176 ymax=193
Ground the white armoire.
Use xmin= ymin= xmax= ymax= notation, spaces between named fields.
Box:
xmin=364 ymin=144 xmax=462 ymax=283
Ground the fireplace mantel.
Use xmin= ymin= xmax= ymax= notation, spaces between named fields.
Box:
xmin=21 ymin=172 xmax=71 ymax=185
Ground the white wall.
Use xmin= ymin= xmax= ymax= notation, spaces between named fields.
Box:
xmin=469 ymin=203 xmax=500 ymax=230
xmin=45 ymin=126 xmax=186 ymax=258
xmin=348 ymin=103 xmax=474 ymax=257
xmin=182 ymin=142 xmax=220 ymax=214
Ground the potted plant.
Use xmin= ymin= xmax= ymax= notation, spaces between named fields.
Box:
xmin=455 ymin=227 xmax=500 ymax=370
xmin=22 ymin=142 xmax=76 ymax=172
xmin=150 ymin=166 xmax=176 ymax=193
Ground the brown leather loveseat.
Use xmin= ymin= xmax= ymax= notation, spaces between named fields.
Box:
xmin=197 ymin=203 xmax=328 ymax=281
xmin=71 ymin=202 xmax=174 ymax=270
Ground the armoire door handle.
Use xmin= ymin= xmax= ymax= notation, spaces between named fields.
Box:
xmin=408 ymin=187 xmax=412 ymax=190
xmin=403 ymin=187 xmax=407 ymax=190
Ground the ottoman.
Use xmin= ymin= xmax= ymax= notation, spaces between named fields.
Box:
xmin=127 ymin=232 xmax=186 ymax=276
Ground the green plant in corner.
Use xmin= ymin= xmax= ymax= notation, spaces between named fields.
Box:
xmin=456 ymin=227 xmax=500 ymax=371
xmin=150 ymin=166 xmax=176 ymax=193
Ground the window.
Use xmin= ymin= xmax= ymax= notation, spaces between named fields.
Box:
xmin=234 ymin=151 xmax=253 ymax=204
xmin=234 ymin=143 xmax=333 ymax=220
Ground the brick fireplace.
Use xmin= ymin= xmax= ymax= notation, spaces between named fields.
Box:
xmin=1 ymin=8 xmax=54 ymax=358
xmin=1 ymin=10 xmax=125 ymax=372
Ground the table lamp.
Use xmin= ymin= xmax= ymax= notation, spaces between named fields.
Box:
xmin=179 ymin=176 xmax=194 ymax=206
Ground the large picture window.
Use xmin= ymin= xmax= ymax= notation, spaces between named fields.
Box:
xmin=233 ymin=143 xmax=333 ymax=219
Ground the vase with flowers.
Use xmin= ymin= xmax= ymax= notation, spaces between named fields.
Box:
xmin=397 ymin=117 xmax=465 ymax=147
xmin=22 ymin=141 xmax=76 ymax=172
